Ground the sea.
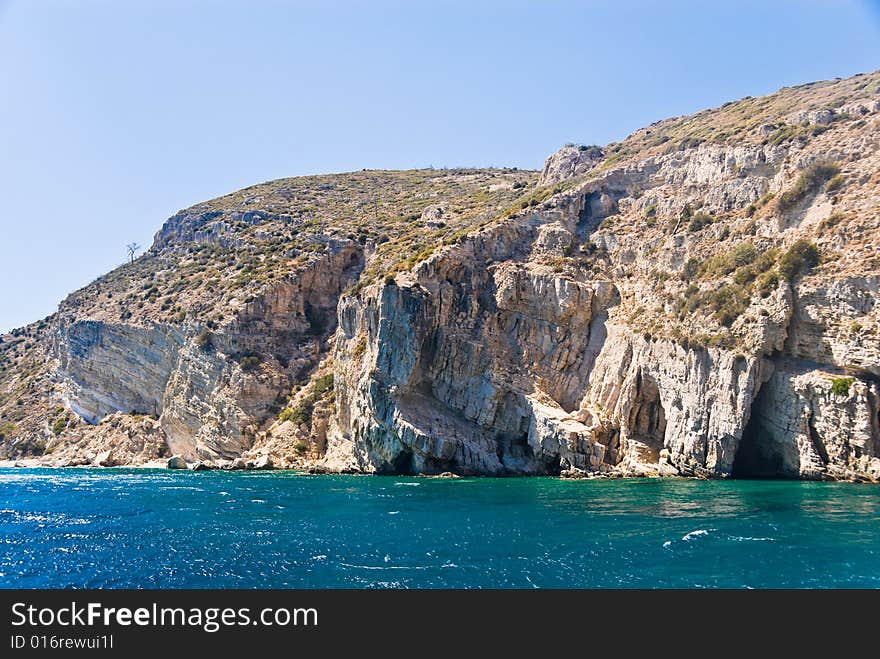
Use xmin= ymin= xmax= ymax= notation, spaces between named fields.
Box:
xmin=1 ymin=468 xmax=878 ymax=588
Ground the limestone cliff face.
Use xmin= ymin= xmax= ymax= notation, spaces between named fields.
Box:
xmin=331 ymin=217 xmax=621 ymax=475
xmin=55 ymin=321 xmax=183 ymax=424
xmin=2 ymin=71 xmax=880 ymax=481
xmin=327 ymin=205 xmax=766 ymax=478
xmin=45 ymin=244 xmax=363 ymax=463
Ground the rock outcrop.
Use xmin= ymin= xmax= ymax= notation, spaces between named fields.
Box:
xmin=735 ymin=362 xmax=880 ymax=481
xmin=2 ymin=70 xmax=880 ymax=480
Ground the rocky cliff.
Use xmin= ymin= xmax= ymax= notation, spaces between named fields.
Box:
xmin=2 ymin=71 xmax=879 ymax=481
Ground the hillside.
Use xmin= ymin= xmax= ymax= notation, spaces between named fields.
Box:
xmin=2 ymin=70 xmax=879 ymax=480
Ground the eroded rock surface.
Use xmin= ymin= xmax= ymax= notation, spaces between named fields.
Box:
xmin=2 ymin=71 xmax=880 ymax=480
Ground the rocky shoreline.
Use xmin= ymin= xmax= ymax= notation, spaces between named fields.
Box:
xmin=3 ymin=457 xmax=877 ymax=483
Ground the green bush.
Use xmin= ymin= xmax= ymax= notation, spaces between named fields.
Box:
xmin=758 ymin=192 xmax=775 ymax=207
xmin=0 ymin=421 xmax=17 ymax=440
xmin=707 ymin=285 xmax=750 ymax=327
xmin=756 ymin=271 xmax=780 ymax=297
xmin=278 ymin=374 xmax=334 ymax=427
xmin=824 ymin=174 xmax=844 ymax=193
xmin=830 ymin=377 xmax=854 ymax=396
xmin=313 ymin=374 xmax=334 ymax=397
xmin=681 ymin=258 xmax=700 ymax=281
xmin=818 ymin=212 xmax=845 ymax=232
xmin=765 ymin=124 xmax=803 ymax=146
xmin=280 ymin=403 xmax=311 ymax=426
xmin=730 ymin=241 xmax=758 ymax=268
xmin=701 ymin=241 xmax=758 ymax=278
xmin=753 ymin=248 xmax=779 ymax=273
xmin=293 ymin=442 xmax=309 ymax=454
xmin=733 ymin=267 xmax=757 ymax=286
xmin=51 ymin=416 xmax=67 ymax=436
xmin=676 ymin=136 xmax=704 ymax=151
xmin=687 ymin=212 xmax=714 ymax=233
xmin=238 ymin=355 xmax=261 ymax=371
xmin=778 ymin=240 xmax=820 ymax=282
xmin=195 ymin=329 xmax=213 ymax=351
xmin=777 ymin=162 xmax=840 ymax=213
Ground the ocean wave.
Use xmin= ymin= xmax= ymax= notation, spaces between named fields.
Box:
xmin=663 ymin=528 xmax=716 ymax=548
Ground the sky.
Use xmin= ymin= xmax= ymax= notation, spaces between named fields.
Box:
xmin=0 ymin=0 xmax=878 ymax=333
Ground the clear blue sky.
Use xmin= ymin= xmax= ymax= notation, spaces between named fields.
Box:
xmin=1 ymin=0 xmax=878 ymax=333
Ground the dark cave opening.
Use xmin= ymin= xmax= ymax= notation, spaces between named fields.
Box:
xmin=875 ymin=406 xmax=880 ymax=455
xmin=577 ymin=193 xmax=596 ymax=225
xmin=602 ymin=429 xmax=621 ymax=466
xmin=381 ymin=448 xmax=415 ymax=476
xmin=495 ymin=431 xmax=561 ymax=475
xmin=627 ymin=371 xmax=667 ymax=462
xmin=303 ymin=301 xmax=330 ymax=336
xmin=732 ymin=388 xmax=787 ymax=478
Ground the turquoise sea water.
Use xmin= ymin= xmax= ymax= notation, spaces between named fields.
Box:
xmin=1 ymin=468 xmax=878 ymax=588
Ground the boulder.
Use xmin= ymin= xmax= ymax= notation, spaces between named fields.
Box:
xmin=166 ymin=455 xmax=187 ymax=469
xmin=253 ymin=455 xmax=273 ymax=470
xmin=93 ymin=450 xmax=118 ymax=467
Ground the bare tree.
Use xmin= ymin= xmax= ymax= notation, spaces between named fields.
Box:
xmin=126 ymin=242 xmax=141 ymax=263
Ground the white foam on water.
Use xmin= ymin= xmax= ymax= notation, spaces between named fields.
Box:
xmin=682 ymin=529 xmax=714 ymax=542
xmin=339 ymin=562 xmax=456 ymax=571
xmin=394 ymin=482 xmax=420 ymax=487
